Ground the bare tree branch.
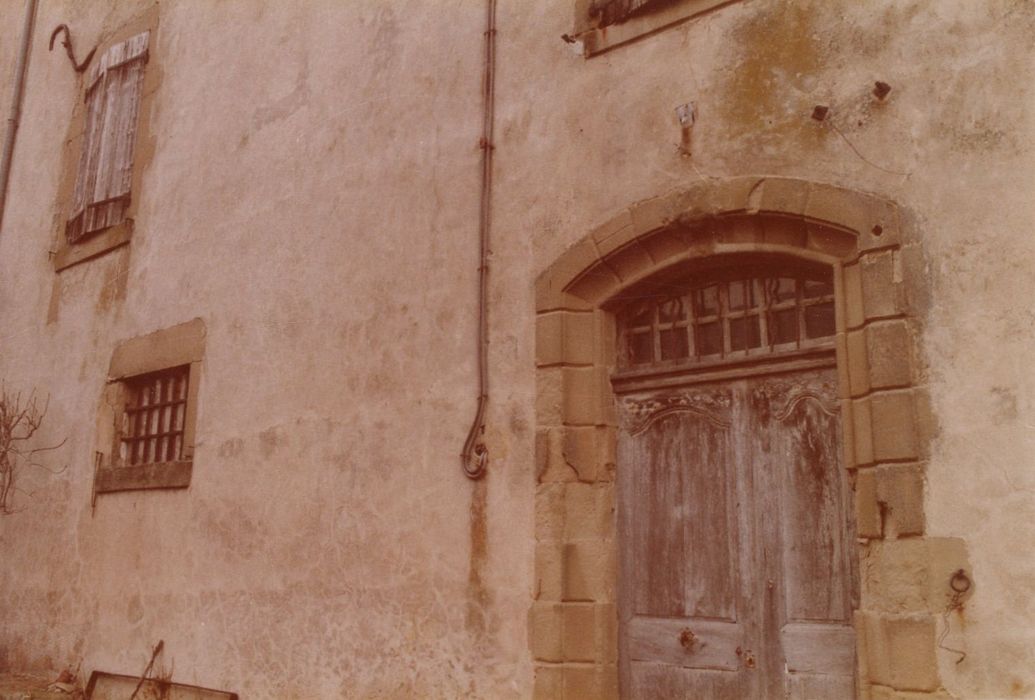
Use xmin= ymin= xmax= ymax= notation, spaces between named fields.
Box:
xmin=0 ymin=385 xmax=66 ymax=514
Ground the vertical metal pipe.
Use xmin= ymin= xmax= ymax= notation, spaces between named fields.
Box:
xmin=461 ymin=0 xmax=498 ymax=480
xmin=0 ymin=0 xmax=39 ymax=236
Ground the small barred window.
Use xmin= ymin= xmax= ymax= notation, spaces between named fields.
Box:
xmin=120 ymin=365 xmax=189 ymax=465
xmin=618 ymin=268 xmax=836 ymax=368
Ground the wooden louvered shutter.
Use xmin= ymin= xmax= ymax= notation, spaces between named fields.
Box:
xmin=67 ymin=31 xmax=149 ymax=244
xmin=590 ymin=0 xmax=672 ymax=26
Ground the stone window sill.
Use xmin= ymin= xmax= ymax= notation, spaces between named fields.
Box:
xmin=94 ymin=460 xmax=192 ymax=494
xmin=53 ymin=220 xmax=132 ymax=272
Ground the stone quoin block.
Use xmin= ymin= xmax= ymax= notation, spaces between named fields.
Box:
xmin=628 ymin=190 xmax=690 ymax=234
xmin=762 ymin=215 xmax=808 ymax=248
xmin=563 ymin=664 xmax=619 ymax=700
xmin=852 ymin=395 xmax=875 ymax=466
xmin=870 ymin=390 xmax=919 ymax=462
xmin=537 ymin=427 xmax=577 ymax=483
xmin=856 ymin=467 xmax=882 ymax=539
xmin=562 ymin=540 xmax=615 ymax=602
xmin=566 ymin=263 xmax=623 ymax=308
xmin=535 ymin=542 xmax=564 ymax=601
xmin=804 ymin=184 xmax=900 ymax=250
xmin=603 ymin=240 xmax=654 ymax=283
xmin=590 ymin=208 xmax=635 ymax=257
xmin=700 ymin=176 xmax=763 ymax=216
xmin=885 ymin=615 xmax=939 ymax=691
xmin=535 ymin=482 xmax=566 ymax=540
xmin=807 ymin=222 xmax=858 ymax=258
xmin=536 ymin=311 xmax=598 ymax=367
xmin=846 ymin=320 xmax=914 ymax=398
xmin=536 ymin=370 xmax=564 ymax=427
xmin=533 ymin=665 xmax=563 ymax=700
xmin=860 ymin=250 xmax=904 ymax=321
xmin=876 ymin=464 xmax=925 ymax=537
xmin=865 ymin=320 xmax=914 ymax=390
xmin=639 ymin=226 xmax=691 ymax=268
xmin=563 ymin=481 xmax=614 ymax=541
xmin=561 ymin=426 xmax=602 ymax=482
xmin=846 ymin=328 xmax=871 ymax=397
xmin=536 ymin=312 xmax=566 ymax=367
xmin=863 ymin=539 xmax=930 ymax=614
xmin=836 ymin=332 xmax=853 ymax=399
xmin=860 ymin=612 xmax=939 ymax=692
xmin=562 ymin=604 xmax=597 ymax=661
xmin=756 ymin=177 xmax=811 ymax=216
xmin=717 ymin=215 xmax=764 ymax=245
xmin=530 ymin=602 xmax=564 ymax=661
xmin=562 ymin=367 xmax=611 ymax=426
xmin=536 ymin=237 xmax=601 ymax=312
xmin=843 ymin=261 xmax=865 ymax=330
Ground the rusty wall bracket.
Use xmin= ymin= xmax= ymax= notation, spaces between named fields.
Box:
xmin=48 ymin=24 xmax=96 ymax=73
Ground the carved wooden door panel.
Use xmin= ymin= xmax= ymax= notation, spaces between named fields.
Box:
xmin=617 ymin=367 xmax=857 ymax=699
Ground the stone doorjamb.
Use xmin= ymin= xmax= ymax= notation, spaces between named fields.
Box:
xmin=531 ymin=177 xmax=971 ymax=700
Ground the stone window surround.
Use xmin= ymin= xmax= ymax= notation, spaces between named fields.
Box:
xmin=531 ymin=177 xmax=972 ymax=699
xmin=94 ymin=318 xmax=204 ymax=495
xmin=51 ymin=4 xmax=159 ymax=272
xmin=572 ymin=0 xmax=737 ymax=56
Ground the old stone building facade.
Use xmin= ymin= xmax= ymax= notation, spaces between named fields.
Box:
xmin=0 ymin=1 xmax=1033 ymax=698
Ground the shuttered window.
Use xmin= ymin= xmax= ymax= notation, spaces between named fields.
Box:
xmin=66 ymin=31 xmax=149 ymax=245
xmin=589 ymin=0 xmax=674 ymax=27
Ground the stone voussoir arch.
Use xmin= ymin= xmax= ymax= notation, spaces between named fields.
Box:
xmin=530 ymin=176 xmax=969 ymax=700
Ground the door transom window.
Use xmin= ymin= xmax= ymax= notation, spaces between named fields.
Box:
xmin=616 ymin=263 xmax=836 ymax=368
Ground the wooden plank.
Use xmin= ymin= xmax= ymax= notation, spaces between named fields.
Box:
xmin=624 ymin=396 xmax=737 ymax=619
xmin=68 ymin=82 xmax=105 ymax=240
xmin=638 ymin=412 xmax=688 ymax=616
xmin=785 ymin=670 xmax=855 ymax=700
xmin=94 ymin=460 xmax=192 ymax=494
xmin=611 ymin=347 xmax=835 ymax=395
xmin=740 ymin=377 xmax=787 ymax=699
xmin=88 ymin=66 xmax=121 ymax=232
xmin=781 ymin=623 xmax=856 ymax=675
xmin=112 ymin=56 xmax=145 ymax=199
xmin=681 ymin=412 xmax=737 ymax=618
xmin=86 ymin=671 xmax=236 ymax=700
xmin=628 ymin=617 xmax=742 ymax=670
xmin=629 ymin=661 xmax=743 ymax=700
xmin=769 ymin=371 xmax=852 ymax=623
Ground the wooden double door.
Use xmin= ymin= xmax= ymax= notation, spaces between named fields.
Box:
xmin=616 ymin=364 xmax=858 ymax=699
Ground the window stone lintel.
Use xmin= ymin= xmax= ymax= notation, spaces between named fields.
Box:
xmin=109 ymin=318 xmax=206 ymax=380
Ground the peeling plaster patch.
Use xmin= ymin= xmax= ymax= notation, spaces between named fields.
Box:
xmin=718 ymin=1 xmax=823 ymax=143
xmin=991 ymin=386 xmax=1018 ymax=424
xmin=126 ymin=593 xmax=144 ymax=624
xmin=258 ymin=426 xmax=286 ymax=458
xmin=217 ymin=438 xmax=243 ymax=458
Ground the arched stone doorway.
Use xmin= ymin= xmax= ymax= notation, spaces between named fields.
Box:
xmin=531 ymin=178 xmax=969 ymax=699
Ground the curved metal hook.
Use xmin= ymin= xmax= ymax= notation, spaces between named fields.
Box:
xmin=49 ymin=24 xmax=96 ymax=73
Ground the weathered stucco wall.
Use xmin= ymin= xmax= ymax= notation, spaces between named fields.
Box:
xmin=0 ymin=0 xmax=1032 ymax=698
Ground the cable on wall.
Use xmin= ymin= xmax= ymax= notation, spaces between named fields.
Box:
xmin=461 ymin=0 xmax=498 ymax=480
xmin=0 ymin=0 xmax=39 ymax=236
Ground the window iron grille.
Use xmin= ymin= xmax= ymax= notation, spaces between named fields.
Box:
xmin=618 ymin=272 xmax=836 ymax=368
xmin=120 ymin=365 xmax=189 ymax=465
